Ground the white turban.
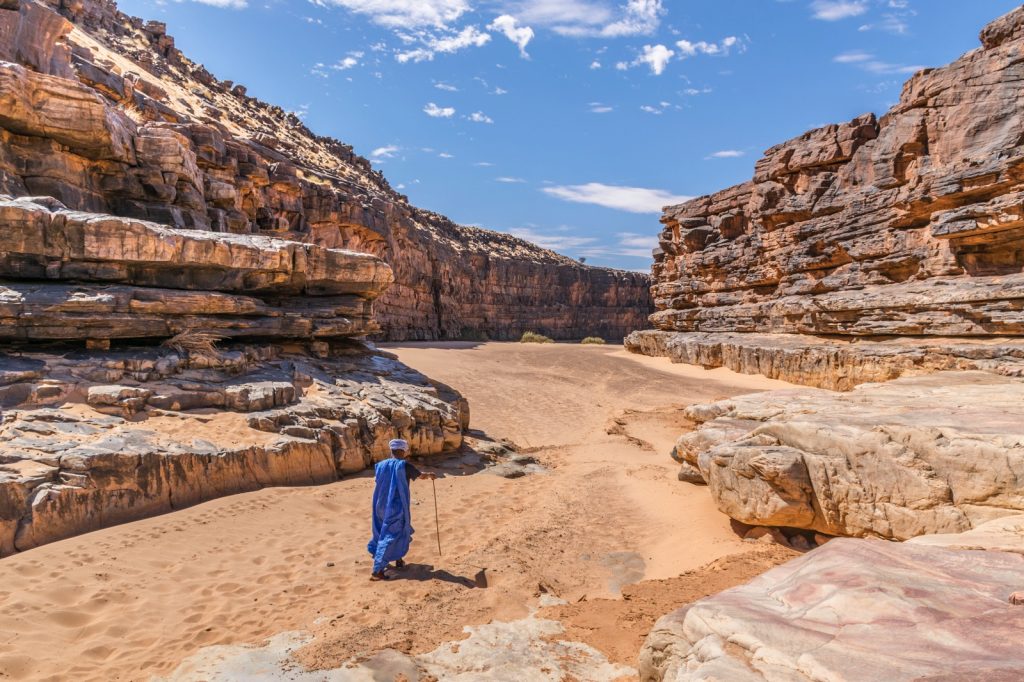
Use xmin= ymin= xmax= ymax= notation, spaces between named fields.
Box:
xmin=389 ymin=439 xmax=409 ymax=452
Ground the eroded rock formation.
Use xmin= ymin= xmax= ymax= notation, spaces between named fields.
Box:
xmin=630 ymin=5 xmax=1024 ymax=386
xmin=671 ymin=371 xmax=1024 ymax=540
xmin=640 ymin=539 xmax=1024 ymax=682
xmin=0 ymin=0 xmax=650 ymax=342
xmin=0 ymin=344 xmax=467 ymax=555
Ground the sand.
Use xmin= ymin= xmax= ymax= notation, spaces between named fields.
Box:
xmin=0 ymin=343 xmax=796 ymax=681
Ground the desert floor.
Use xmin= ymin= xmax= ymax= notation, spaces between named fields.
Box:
xmin=0 ymin=343 xmax=797 ymax=681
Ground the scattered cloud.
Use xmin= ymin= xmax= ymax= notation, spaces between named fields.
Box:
xmin=187 ymin=0 xmax=248 ymax=7
xmin=468 ymin=111 xmax=494 ymax=123
xmin=474 ymin=161 xmax=495 ymax=167
xmin=542 ymin=182 xmax=692 ymax=213
xmin=317 ymin=0 xmax=470 ymax=28
xmin=434 ymin=81 xmax=459 ymax=91
xmin=493 ymin=87 xmax=508 ymax=95
xmin=707 ymin=149 xmax=744 ymax=159
xmin=834 ymin=50 xmax=922 ymax=74
xmin=510 ymin=0 xmax=665 ymax=38
xmin=676 ymin=35 xmax=743 ymax=58
xmin=489 ymin=14 xmax=534 ymax=57
xmin=589 ymin=102 xmax=613 ymax=113
xmin=589 ymin=59 xmax=602 ymax=69
xmin=496 ymin=176 xmax=526 ymax=183
xmin=423 ymin=102 xmax=456 ymax=117
xmin=395 ymin=25 xmax=491 ymax=62
xmin=811 ymin=0 xmax=868 ymax=21
xmin=833 ymin=50 xmax=872 ymax=63
xmin=633 ymin=43 xmax=673 ymax=75
xmin=439 ymin=152 xmax=454 ymax=158
xmin=509 ymin=226 xmax=598 ymax=252
xmin=370 ymin=144 xmax=400 ymax=160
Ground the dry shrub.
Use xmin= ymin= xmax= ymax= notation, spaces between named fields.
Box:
xmin=520 ymin=331 xmax=554 ymax=344
xmin=162 ymin=329 xmax=225 ymax=359
xmin=581 ymin=337 xmax=606 ymax=345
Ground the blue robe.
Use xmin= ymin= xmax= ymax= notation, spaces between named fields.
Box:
xmin=367 ymin=458 xmax=414 ymax=573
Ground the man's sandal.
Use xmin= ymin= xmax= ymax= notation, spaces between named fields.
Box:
xmin=370 ymin=570 xmax=391 ymax=581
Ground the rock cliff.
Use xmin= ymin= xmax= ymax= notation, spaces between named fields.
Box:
xmin=0 ymin=0 xmax=650 ymax=343
xmin=629 ymin=5 xmax=1024 ymax=386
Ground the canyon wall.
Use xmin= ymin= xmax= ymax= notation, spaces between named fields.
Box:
xmin=629 ymin=5 xmax=1024 ymax=386
xmin=0 ymin=0 xmax=649 ymax=343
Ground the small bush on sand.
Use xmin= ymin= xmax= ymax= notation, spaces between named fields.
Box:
xmin=520 ymin=331 xmax=554 ymax=344
xmin=580 ymin=337 xmax=606 ymax=345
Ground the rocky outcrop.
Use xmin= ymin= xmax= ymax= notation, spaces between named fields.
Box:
xmin=0 ymin=342 xmax=468 ymax=555
xmin=640 ymin=539 xmax=1024 ymax=682
xmin=627 ymin=329 xmax=1024 ymax=390
xmin=671 ymin=371 xmax=1024 ymax=540
xmin=632 ymin=6 xmax=1024 ymax=385
xmin=0 ymin=0 xmax=649 ymax=342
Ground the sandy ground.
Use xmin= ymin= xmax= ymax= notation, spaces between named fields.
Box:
xmin=0 ymin=343 xmax=795 ymax=681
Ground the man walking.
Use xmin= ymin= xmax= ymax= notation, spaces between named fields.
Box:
xmin=368 ymin=438 xmax=438 ymax=581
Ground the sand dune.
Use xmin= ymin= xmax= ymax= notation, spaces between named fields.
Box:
xmin=0 ymin=343 xmax=793 ymax=680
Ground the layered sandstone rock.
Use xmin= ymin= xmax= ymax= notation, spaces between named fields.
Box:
xmin=671 ymin=371 xmax=1024 ymax=540
xmin=631 ymin=6 xmax=1024 ymax=385
xmin=640 ymin=539 xmax=1024 ymax=682
xmin=0 ymin=0 xmax=649 ymax=342
xmin=0 ymin=342 xmax=468 ymax=555
xmin=627 ymin=329 xmax=1024 ymax=390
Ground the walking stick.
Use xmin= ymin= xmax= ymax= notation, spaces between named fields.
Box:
xmin=432 ymin=478 xmax=443 ymax=557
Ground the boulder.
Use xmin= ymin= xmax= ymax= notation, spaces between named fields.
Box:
xmin=640 ymin=539 xmax=1024 ymax=682
xmin=671 ymin=371 xmax=1024 ymax=540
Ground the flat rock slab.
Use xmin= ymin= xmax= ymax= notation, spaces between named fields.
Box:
xmin=641 ymin=539 xmax=1024 ymax=682
xmin=670 ymin=371 xmax=1024 ymax=539
xmin=0 ymin=196 xmax=393 ymax=298
xmin=626 ymin=329 xmax=1024 ymax=390
xmin=0 ymin=282 xmax=376 ymax=341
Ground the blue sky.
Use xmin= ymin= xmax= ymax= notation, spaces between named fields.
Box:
xmin=121 ymin=0 xmax=1019 ymax=271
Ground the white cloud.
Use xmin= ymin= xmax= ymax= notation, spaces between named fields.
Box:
xmin=640 ymin=104 xmax=662 ymax=114
xmin=370 ymin=145 xmax=400 ymax=160
xmin=833 ymin=50 xmax=872 ymax=63
xmin=435 ymin=81 xmax=459 ymax=91
xmin=332 ymin=55 xmax=360 ymax=70
xmin=474 ymin=161 xmax=495 ymax=167
xmin=542 ymin=182 xmax=692 ymax=213
xmin=633 ymin=43 xmax=673 ymax=75
xmin=468 ymin=111 xmax=494 ymax=123
xmin=510 ymin=0 xmax=663 ymax=38
xmin=509 ymin=227 xmax=598 ymax=251
xmin=811 ymin=0 xmax=868 ymax=21
xmin=396 ymin=25 xmax=491 ymax=62
xmin=489 ymin=14 xmax=534 ymax=58
xmin=496 ymin=176 xmax=526 ymax=183
xmin=590 ymin=59 xmax=602 ymax=69
xmin=493 ymin=87 xmax=508 ymax=95
xmin=707 ymin=149 xmax=744 ymax=158
xmin=675 ymin=36 xmax=742 ymax=58
xmin=187 ymin=0 xmax=248 ymax=7
xmin=589 ymin=102 xmax=613 ymax=113
xmin=319 ymin=0 xmax=470 ymax=28
xmin=439 ymin=152 xmax=454 ymax=158
xmin=424 ymin=102 xmax=456 ymax=117
xmin=834 ymin=51 xmax=923 ymax=74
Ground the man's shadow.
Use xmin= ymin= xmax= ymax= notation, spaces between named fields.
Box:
xmin=393 ymin=563 xmax=487 ymax=589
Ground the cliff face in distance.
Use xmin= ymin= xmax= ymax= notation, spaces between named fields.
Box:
xmin=648 ymin=9 xmax=1024 ymax=339
xmin=0 ymin=0 xmax=651 ymax=343
xmin=628 ymin=6 xmax=1024 ymax=390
